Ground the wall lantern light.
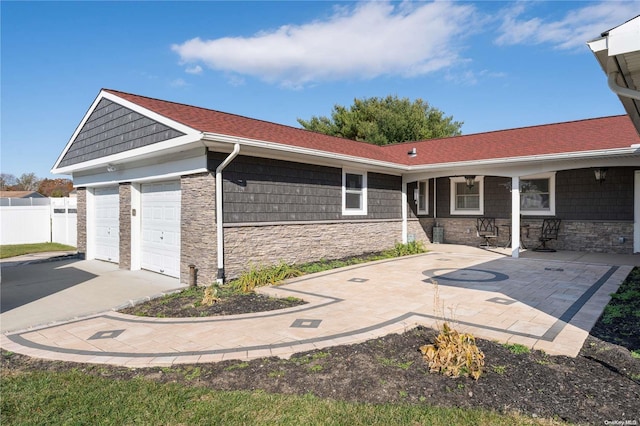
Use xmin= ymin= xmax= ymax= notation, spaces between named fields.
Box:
xmin=464 ymin=175 xmax=476 ymax=189
xmin=594 ymin=168 xmax=607 ymax=184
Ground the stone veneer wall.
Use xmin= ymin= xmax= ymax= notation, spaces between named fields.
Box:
xmin=180 ymin=173 xmax=217 ymax=285
xmin=559 ymin=220 xmax=633 ymax=254
xmin=118 ymin=183 xmax=132 ymax=269
xmin=431 ymin=217 xmax=634 ymax=253
xmin=407 ymin=218 xmax=432 ymax=243
xmin=223 ymin=220 xmax=404 ymax=279
xmin=76 ymin=187 xmax=87 ymax=259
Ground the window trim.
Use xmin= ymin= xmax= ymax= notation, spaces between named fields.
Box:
xmin=520 ymin=172 xmax=556 ymax=216
xmin=450 ymin=176 xmax=484 ymax=215
xmin=417 ymin=180 xmax=429 ymax=215
xmin=342 ymin=170 xmax=367 ymax=216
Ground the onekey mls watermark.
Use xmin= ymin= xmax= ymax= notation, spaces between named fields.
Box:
xmin=604 ymin=420 xmax=638 ymax=425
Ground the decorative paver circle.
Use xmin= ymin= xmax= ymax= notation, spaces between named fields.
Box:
xmin=422 ymin=268 xmax=509 ymax=283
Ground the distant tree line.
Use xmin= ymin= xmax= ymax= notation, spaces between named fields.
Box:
xmin=1 ymin=173 xmax=73 ymax=197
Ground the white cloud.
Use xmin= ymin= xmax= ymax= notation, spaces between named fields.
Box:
xmin=185 ymin=65 xmax=203 ymax=75
xmin=495 ymin=1 xmax=640 ymax=50
xmin=171 ymin=1 xmax=476 ymax=88
xmin=170 ymin=78 xmax=188 ymax=88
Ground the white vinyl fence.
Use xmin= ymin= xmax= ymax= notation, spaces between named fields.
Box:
xmin=0 ymin=197 xmax=77 ymax=246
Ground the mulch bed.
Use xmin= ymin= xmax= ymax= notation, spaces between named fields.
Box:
xmin=2 ymin=281 xmax=639 ymax=425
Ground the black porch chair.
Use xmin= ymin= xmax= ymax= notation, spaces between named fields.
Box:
xmin=476 ymin=217 xmax=499 ymax=248
xmin=533 ymin=218 xmax=561 ymax=252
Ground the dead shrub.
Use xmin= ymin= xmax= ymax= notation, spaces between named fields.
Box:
xmin=419 ymin=322 xmax=485 ymax=380
xmin=201 ymin=285 xmax=220 ymax=306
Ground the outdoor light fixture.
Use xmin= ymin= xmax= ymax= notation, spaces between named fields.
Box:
xmin=464 ymin=175 xmax=476 ymax=188
xmin=106 ymin=164 xmax=118 ymax=173
xmin=408 ymin=147 xmax=417 ymax=157
xmin=594 ymin=168 xmax=608 ymax=184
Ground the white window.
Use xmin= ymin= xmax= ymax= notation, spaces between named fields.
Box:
xmin=520 ymin=172 xmax=555 ymax=216
xmin=417 ymin=180 xmax=428 ymax=215
xmin=342 ymin=170 xmax=367 ymax=215
xmin=450 ymin=176 xmax=484 ymax=215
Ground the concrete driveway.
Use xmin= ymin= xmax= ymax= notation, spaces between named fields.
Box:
xmin=1 ymin=258 xmax=184 ymax=333
xmin=1 ymin=245 xmax=635 ymax=367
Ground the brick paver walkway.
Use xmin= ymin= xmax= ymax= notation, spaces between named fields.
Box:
xmin=1 ymin=249 xmax=632 ymax=366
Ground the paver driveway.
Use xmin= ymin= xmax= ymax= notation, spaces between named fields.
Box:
xmin=1 ymin=246 xmax=632 ymax=367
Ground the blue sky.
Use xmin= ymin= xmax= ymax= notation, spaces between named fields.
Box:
xmin=2 ymin=1 xmax=638 ymax=181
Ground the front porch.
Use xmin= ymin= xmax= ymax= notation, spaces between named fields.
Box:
xmin=404 ymin=166 xmax=639 ymax=256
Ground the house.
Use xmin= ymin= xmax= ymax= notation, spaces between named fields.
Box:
xmin=51 ymin=89 xmax=640 ymax=285
xmin=0 ymin=191 xmax=46 ymax=199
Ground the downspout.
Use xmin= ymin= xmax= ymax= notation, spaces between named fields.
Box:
xmin=608 ymin=71 xmax=640 ymax=101
xmin=401 ymin=176 xmax=408 ymax=244
xmin=216 ymin=144 xmax=240 ymax=284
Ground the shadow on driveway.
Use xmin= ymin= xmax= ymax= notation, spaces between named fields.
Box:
xmin=1 ymin=260 xmax=97 ymax=313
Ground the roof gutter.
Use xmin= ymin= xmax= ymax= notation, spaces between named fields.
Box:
xmin=608 ymin=71 xmax=640 ymax=101
xmin=202 ymin=132 xmax=402 ymax=171
xmin=216 ymin=143 xmax=240 ymax=283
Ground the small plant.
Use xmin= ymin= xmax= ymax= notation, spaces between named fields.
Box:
xmin=398 ymin=390 xmax=409 ymax=398
xmin=502 ymin=343 xmax=530 ymax=355
xmin=183 ymin=366 xmax=202 ymax=380
xmin=419 ymin=322 xmax=485 ymax=380
xmin=308 ymin=365 xmax=323 ymax=373
xmin=378 ymin=357 xmax=414 ymax=371
xmin=631 ymin=350 xmax=640 ymax=360
xmin=492 ymin=365 xmax=507 ymax=375
xmin=231 ymin=261 xmax=303 ymax=293
xmin=383 ymin=241 xmax=426 ymax=257
xmin=268 ymin=370 xmax=285 ymax=378
xmin=224 ymin=362 xmax=250 ymax=371
xmin=201 ymin=285 xmax=220 ymax=306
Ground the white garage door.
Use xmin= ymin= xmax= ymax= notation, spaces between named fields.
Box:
xmin=141 ymin=182 xmax=181 ymax=277
xmin=94 ymin=186 xmax=119 ymax=263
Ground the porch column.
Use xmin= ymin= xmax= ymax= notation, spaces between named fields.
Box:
xmin=511 ymin=176 xmax=520 ymax=258
xmin=401 ymin=176 xmax=408 ymax=244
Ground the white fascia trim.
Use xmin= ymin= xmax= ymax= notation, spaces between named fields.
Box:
xmin=53 ymin=133 xmax=203 ymax=174
xmin=73 ymin=167 xmax=208 ymax=188
xmin=202 ymin=132 xmax=401 ymax=171
xmin=404 ymin=147 xmax=640 ymax=173
xmin=51 ymin=90 xmax=201 ymax=173
xmin=587 ymin=36 xmax=608 ymax=53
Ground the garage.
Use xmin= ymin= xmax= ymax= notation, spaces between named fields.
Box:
xmin=141 ymin=181 xmax=181 ymax=277
xmin=93 ymin=186 xmax=119 ymax=263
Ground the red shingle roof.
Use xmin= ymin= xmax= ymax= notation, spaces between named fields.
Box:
xmin=104 ymin=89 xmax=640 ymax=167
xmin=104 ymin=89 xmax=404 ymax=164
xmin=386 ymin=115 xmax=640 ymax=166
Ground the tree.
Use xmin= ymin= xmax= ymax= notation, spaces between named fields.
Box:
xmin=13 ymin=173 xmax=41 ymax=191
xmin=0 ymin=173 xmax=17 ymax=191
xmin=38 ymin=178 xmax=74 ymax=197
xmin=297 ymin=95 xmax=463 ymax=146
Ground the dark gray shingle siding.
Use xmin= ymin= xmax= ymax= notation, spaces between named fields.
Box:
xmin=208 ymin=153 xmax=402 ymax=223
xmin=58 ymin=99 xmax=185 ymax=167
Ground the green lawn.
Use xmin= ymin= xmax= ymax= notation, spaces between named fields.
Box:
xmin=1 ymin=370 xmax=556 ymax=425
xmin=0 ymin=242 xmax=76 ymax=259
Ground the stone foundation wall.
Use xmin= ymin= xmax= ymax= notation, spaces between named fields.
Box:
xmin=118 ymin=183 xmax=132 ymax=269
xmin=180 ymin=173 xmax=218 ymax=286
xmin=557 ymin=220 xmax=633 ymax=254
xmin=76 ymin=188 xmax=87 ymax=259
xmin=223 ymin=220 xmax=404 ymax=279
xmin=407 ymin=218 xmax=433 ymax=243
xmin=431 ymin=217 xmax=634 ymax=253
